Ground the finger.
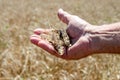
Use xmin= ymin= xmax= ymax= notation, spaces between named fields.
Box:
xmin=38 ymin=40 xmax=59 ymax=56
xmin=30 ymin=35 xmax=60 ymax=57
xmin=30 ymin=35 xmax=40 ymax=45
xmin=34 ymin=28 xmax=53 ymax=35
xmin=58 ymin=8 xmax=72 ymax=24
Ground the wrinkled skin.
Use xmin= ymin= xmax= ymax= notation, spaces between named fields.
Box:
xmin=30 ymin=9 xmax=93 ymax=60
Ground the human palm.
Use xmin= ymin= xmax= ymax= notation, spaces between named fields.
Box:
xmin=30 ymin=9 xmax=93 ymax=60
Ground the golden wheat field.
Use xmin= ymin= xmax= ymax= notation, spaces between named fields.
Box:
xmin=0 ymin=0 xmax=120 ymax=80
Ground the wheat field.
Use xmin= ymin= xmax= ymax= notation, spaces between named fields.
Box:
xmin=0 ymin=0 xmax=120 ymax=80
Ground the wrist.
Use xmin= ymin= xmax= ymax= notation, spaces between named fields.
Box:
xmin=86 ymin=24 xmax=120 ymax=54
xmin=84 ymin=25 xmax=101 ymax=53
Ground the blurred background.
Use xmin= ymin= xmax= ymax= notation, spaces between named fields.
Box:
xmin=0 ymin=0 xmax=120 ymax=80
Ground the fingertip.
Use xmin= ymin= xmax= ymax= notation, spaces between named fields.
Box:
xmin=34 ymin=28 xmax=43 ymax=35
xmin=58 ymin=8 xmax=64 ymax=18
xmin=30 ymin=35 xmax=40 ymax=45
xmin=58 ymin=8 xmax=63 ymax=13
xmin=34 ymin=28 xmax=52 ymax=35
xmin=57 ymin=8 xmax=71 ymax=24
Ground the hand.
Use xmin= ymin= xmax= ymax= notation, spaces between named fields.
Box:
xmin=30 ymin=9 xmax=94 ymax=60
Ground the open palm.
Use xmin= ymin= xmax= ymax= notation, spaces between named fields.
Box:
xmin=30 ymin=9 xmax=93 ymax=60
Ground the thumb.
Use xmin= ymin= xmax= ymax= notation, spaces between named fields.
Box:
xmin=58 ymin=9 xmax=72 ymax=24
